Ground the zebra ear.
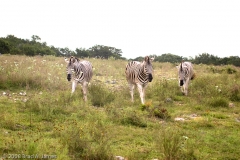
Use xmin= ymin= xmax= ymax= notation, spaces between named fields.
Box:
xmin=144 ymin=56 xmax=149 ymax=61
xmin=150 ymin=56 xmax=155 ymax=62
xmin=64 ymin=57 xmax=69 ymax=63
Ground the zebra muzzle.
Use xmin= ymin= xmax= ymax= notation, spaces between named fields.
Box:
xmin=67 ymin=74 xmax=71 ymax=81
xmin=148 ymin=74 xmax=153 ymax=82
xmin=180 ymin=80 xmax=184 ymax=86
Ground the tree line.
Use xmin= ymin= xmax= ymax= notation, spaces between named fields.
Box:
xmin=132 ymin=53 xmax=240 ymax=67
xmin=0 ymin=35 xmax=125 ymax=60
xmin=0 ymin=35 xmax=239 ymax=66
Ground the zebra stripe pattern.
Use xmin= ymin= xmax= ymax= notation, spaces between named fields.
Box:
xmin=177 ymin=61 xmax=195 ymax=95
xmin=125 ymin=56 xmax=154 ymax=104
xmin=65 ymin=56 xmax=93 ymax=101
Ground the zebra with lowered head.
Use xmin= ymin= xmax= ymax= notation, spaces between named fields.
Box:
xmin=125 ymin=56 xmax=154 ymax=104
xmin=65 ymin=56 xmax=93 ymax=101
xmin=177 ymin=61 xmax=195 ymax=96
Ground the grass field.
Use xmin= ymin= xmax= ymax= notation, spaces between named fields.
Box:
xmin=0 ymin=55 xmax=240 ymax=160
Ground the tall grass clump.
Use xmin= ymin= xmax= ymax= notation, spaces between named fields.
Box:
xmin=24 ymin=91 xmax=82 ymax=124
xmin=141 ymin=102 xmax=171 ymax=120
xmin=88 ymin=82 xmax=115 ymax=107
xmin=208 ymin=97 xmax=229 ymax=108
xmin=120 ymin=110 xmax=148 ymax=128
xmin=148 ymin=79 xmax=179 ymax=102
xmin=192 ymin=75 xmax=215 ymax=96
xmin=225 ymin=66 xmax=237 ymax=74
xmin=228 ymin=84 xmax=240 ymax=101
xmin=156 ymin=128 xmax=197 ymax=160
xmin=53 ymin=119 xmax=114 ymax=159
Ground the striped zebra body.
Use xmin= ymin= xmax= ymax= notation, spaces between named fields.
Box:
xmin=177 ymin=61 xmax=195 ymax=95
xmin=65 ymin=56 xmax=93 ymax=101
xmin=125 ymin=56 xmax=154 ymax=104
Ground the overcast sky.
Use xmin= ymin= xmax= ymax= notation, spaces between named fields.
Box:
xmin=1 ymin=0 xmax=240 ymax=59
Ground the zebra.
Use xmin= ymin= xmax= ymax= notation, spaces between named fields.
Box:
xmin=177 ymin=61 xmax=195 ymax=95
xmin=65 ymin=56 xmax=93 ymax=101
xmin=125 ymin=56 xmax=154 ymax=104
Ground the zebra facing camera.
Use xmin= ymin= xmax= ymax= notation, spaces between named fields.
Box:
xmin=148 ymin=74 xmax=153 ymax=82
xmin=180 ymin=80 xmax=184 ymax=86
xmin=67 ymin=74 xmax=71 ymax=81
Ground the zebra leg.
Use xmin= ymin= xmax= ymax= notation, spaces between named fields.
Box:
xmin=82 ymin=81 xmax=88 ymax=101
xmin=129 ymin=83 xmax=135 ymax=102
xmin=137 ymin=83 xmax=144 ymax=104
xmin=184 ymin=79 xmax=190 ymax=96
xmin=181 ymin=86 xmax=184 ymax=95
xmin=71 ymin=80 xmax=77 ymax=93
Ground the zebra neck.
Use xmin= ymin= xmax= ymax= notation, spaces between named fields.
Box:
xmin=138 ymin=66 xmax=148 ymax=83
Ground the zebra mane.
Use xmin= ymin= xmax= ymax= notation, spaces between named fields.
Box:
xmin=180 ymin=62 xmax=183 ymax=72
xmin=69 ymin=56 xmax=80 ymax=64
xmin=180 ymin=60 xmax=185 ymax=71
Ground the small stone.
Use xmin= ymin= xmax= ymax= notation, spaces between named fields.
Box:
xmin=229 ymin=103 xmax=235 ymax=108
xmin=165 ymin=97 xmax=173 ymax=103
xmin=115 ymin=156 xmax=125 ymax=160
xmin=174 ymin=117 xmax=185 ymax=121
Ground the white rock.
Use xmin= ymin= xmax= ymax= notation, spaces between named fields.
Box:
xmin=174 ymin=117 xmax=185 ymax=121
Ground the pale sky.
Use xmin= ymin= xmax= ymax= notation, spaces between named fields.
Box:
xmin=1 ymin=0 xmax=240 ymax=59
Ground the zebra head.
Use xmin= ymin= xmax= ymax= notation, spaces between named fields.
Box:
xmin=65 ymin=56 xmax=79 ymax=81
xmin=143 ymin=56 xmax=154 ymax=82
xmin=178 ymin=62 xmax=185 ymax=86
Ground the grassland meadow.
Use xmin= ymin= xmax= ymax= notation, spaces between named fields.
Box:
xmin=0 ymin=55 xmax=240 ymax=160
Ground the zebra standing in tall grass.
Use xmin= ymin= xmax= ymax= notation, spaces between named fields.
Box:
xmin=177 ymin=61 xmax=195 ymax=95
xmin=65 ymin=56 xmax=93 ymax=101
xmin=125 ymin=56 xmax=154 ymax=104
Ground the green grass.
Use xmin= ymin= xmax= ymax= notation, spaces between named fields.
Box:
xmin=0 ymin=55 xmax=240 ymax=159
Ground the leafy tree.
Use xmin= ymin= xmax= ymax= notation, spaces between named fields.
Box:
xmin=155 ymin=53 xmax=183 ymax=63
xmin=88 ymin=45 xmax=124 ymax=59
xmin=0 ymin=39 xmax=10 ymax=53
xmin=50 ymin=46 xmax=63 ymax=57
xmin=227 ymin=56 xmax=240 ymax=67
xmin=75 ymin=48 xmax=89 ymax=58
xmin=22 ymin=44 xmax=36 ymax=56
xmin=131 ymin=56 xmax=144 ymax=61
xmin=31 ymin=35 xmax=41 ymax=42
xmin=60 ymin=47 xmax=75 ymax=57
xmin=193 ymin=53 xmax=219 ymax=65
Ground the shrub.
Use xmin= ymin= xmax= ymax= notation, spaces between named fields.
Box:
xmin=121 ymin=111 xmax=147 ymax=128
xmin=141 ymin=102 xmax=171 ymax=120
xmin=53 ymin=120 xmax=114 ymax=159
xmin=153 ymin=107 xmax=171 ymax=120
xmin=225 ymin=66 xmax=237 ymax=74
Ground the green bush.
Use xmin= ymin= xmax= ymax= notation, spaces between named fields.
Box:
xmin=153 ymin=107 xmax=171 ymax=120
xmin=225 ymin=66 xmax=237 ymax=74
xmin=141 ymin=102 xmax=171 ymax=120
